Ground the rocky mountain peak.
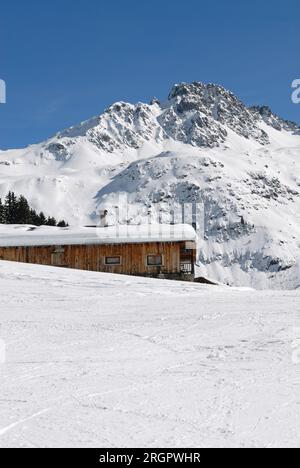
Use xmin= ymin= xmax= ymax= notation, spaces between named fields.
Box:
xmin=249 ymin=105 xmax=300 ymax=133
xmin=45 ymin=81 xmax=299 ymax=158
xmin=163 ymin=81 xmax=269 ymax=146
xmin=168 ymin=81 xmax=234 ymax=101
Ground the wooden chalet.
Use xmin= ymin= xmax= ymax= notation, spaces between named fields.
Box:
xmin=0 ymin=224 xmax=197 ymax=280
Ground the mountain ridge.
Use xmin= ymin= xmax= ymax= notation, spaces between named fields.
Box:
xmin=47 ymin=81 xmax=300 ymax=155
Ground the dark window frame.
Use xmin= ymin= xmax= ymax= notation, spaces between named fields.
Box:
xmin=105 ymin=256 xmax=121 ymax=265
xmin=147 ymin=254 xmax=163 ymax=267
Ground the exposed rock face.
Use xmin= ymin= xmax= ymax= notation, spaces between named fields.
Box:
xmin=47 ymin=81 xmax=300 ymax=159
xmin=249 ymin=105 xmax=300 ymax=133
xmin=162 ymin=82 xmax=269 ymax=146
xmin=57 ymin=102 xmax=162 ymax=153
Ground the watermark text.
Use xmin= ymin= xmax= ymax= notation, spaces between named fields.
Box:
xmin=291 ymin=79 xmax=300 ymax=104
xmin=0 ymin=79 xmax=6 ymax=104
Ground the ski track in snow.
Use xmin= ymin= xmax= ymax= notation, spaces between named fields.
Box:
xmin=0 ymin=260 xmax=299 ymax=448
xmin=0 ymin=408 xmax=50 ymax=437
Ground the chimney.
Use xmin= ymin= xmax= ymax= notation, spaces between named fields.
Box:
xmin=100 ymin=210 xmax=108 ymax=227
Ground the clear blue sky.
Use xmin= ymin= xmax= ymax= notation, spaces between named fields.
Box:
xmin=1 ymin=0 xmax=299 ymax=149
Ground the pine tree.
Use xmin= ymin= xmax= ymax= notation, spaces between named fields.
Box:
xmin=0 ymin=198 xmax=6 ymax=223
xmin=38 ymin=212 xmax=46 ymax=225
xmin=28 ymin=209 xmax=38 ymax=225
xmin=0 ymin=191 xmax=68 ymax=227
xmin=45 ymin=216 xmax=57 ymax=226
xmin=5 ymin=191 xmax=18 ymax=224
xmin=15 ymin=195 xmax=31 ymax=224
xmin=57 ymin=220 xmax=68 ymax=227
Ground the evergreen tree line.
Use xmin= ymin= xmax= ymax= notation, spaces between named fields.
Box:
xmin=0 ymin=191 xmax=68 ymax=227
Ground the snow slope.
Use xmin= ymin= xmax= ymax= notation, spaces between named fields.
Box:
xmin=0 ymin=261 xmax=299 ymax=448
xmin=1 ymin=82 xmax=300 ymax=288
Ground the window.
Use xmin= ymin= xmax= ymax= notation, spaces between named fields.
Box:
xmin=147 ymin=255 xmax=163 ymax=266
xmin=105 ymin=256 xmax=121 ymax=265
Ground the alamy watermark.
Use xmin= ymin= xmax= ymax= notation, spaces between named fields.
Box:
xmin=95 ymin=195 xmax=205 ymax=247
xmin=291 ymin=79 xmax=300 ymax=104
xmin=0 ymin=79 xmax=6 ymax=104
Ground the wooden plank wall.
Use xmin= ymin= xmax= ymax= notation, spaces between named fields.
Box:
xmin=0 ymin=241 xmax=193 ymax=276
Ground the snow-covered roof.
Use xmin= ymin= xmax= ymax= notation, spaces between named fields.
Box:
xmin=0 ymin=223 xmax=197 ymax=247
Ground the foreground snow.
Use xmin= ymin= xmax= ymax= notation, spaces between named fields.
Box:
xmin=0 ymin=261 xmax=299 ymax=448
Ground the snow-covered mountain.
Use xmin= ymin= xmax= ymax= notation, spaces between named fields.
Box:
xmin=1 ymin=81 xmax=300 ymax=288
